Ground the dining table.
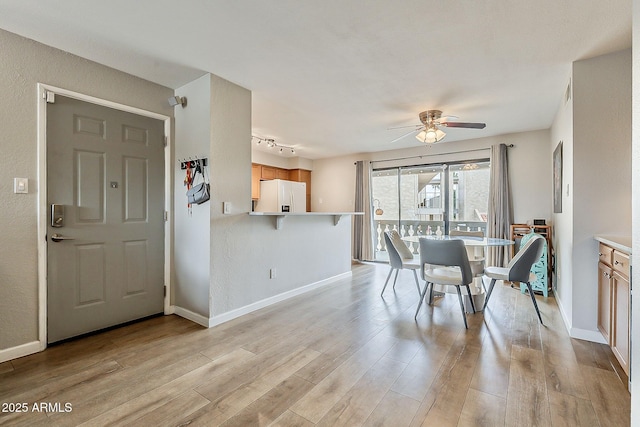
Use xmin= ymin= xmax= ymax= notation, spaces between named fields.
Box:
xmin=401 ymin=234 xmax=515 ymax=311
xmin=400 ymin=234 xmax=514 ymax=247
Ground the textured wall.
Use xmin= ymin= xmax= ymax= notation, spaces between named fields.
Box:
xmin=173 ymin=75 xmax=211 ymax=317
xmin=0 ymin=28 xmax=173 ymax=351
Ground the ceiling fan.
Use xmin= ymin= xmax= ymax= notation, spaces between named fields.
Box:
xmin=390 ymin=110 xmax=486 ymax=144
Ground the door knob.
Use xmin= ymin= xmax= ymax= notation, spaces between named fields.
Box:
xmin=51 ymin=233 xmax=75 ymax=243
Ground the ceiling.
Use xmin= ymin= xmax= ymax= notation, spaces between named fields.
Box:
xmin=0 ymin=1 xmax=631 ymax=159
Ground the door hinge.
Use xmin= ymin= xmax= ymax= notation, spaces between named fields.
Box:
xmin=164 ymin=286 xmax=167 ymax=297
xmin=44 ymin=90 xmax=55 ymax=104
xmin=164 ymin=136 xmax=168 ymax=147
xmin=164 ymin=211 xmax=168 ymax=222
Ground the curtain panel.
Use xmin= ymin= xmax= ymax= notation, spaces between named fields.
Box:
xmin=487 ymin=143 xmax=513 ymax=267
xmin=353 ymin=161 xmax=374 ymax=260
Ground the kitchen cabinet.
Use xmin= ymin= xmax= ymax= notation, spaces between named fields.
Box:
xmin=261 ymin=166 xmax=276 ymax=180
xmin=596 ymin=240 xmax=631 ymax=377
xmin=597 ymin=261 xmax=612 ymax=344
xmin=276 ymin=168 xmax=290 ymax=180
xmin=251 ymin=164 xmax=261 ymax=199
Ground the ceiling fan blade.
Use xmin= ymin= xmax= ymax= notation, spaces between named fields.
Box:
xmin=440 ymin=122 xmax=486 ymax=129
xmin=387 ymin=124 xmax=422 ymax=131
xmin=389 ymin=127 xmax=423 ymax=143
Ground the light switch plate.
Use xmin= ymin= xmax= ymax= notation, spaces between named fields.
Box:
xmin=14 ymin=178 xmax=28 ymax=194
xmin=223 ymin=202 xmax=231 ymax=214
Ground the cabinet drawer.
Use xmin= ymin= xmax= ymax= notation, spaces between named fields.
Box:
xmin=598 ymin=244 xmax=613 ymax=266
xmin=613 ymin=250 xmax=630 ymax=278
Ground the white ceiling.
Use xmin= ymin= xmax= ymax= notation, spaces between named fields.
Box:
xmin=0 ymin=1 xmax=631 ymax=159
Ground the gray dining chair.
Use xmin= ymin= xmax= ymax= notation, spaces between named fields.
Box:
xmin=381 ymin=230 xmax=421 ymax=296
xmin=483 ymin=234 xmax=546 ymax=324
xmin=449 ymin=229 xmax=485 ymax=277
xmin=415 ymin=238 xmax=476 ymax=329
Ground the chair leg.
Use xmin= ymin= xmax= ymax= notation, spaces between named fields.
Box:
xmin=525 ymin=282 xmax=544 ymax=324
xmin=428 ymin=282 xmax=434 ymax=305
xmin=455 ymin=286 xmax=469 ymax=329
xmin=392 ymin=270 xmax=399 ymax=290
xmin=415 ymin=281 xmax=431 ymax=320
xmin=483 ymin=278 xmax=497 ymax=310
xmin=464 ymin=284 xmax=476 ymax=313
xmin=412 ymin=270 xmax=421 ymax=295
xmin=381 ymin=267 xmax=394 ymax=297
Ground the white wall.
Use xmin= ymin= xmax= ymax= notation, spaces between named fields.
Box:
xmin=550 ymin=77 xmax=574 ymax=327
xmin=251 ymin=149 xmax=314 ymax=171
xmin=312 ymin=130 xmax=552 ymax=223
xmin=173 ymin=75 xmax=211 ymax=318
xmin=0 ymin=29 xmax=173 ymax=356
xmin=552 ymin=49 xmax=631 ymax=341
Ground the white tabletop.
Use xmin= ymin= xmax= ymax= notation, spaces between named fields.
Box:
xmin=401 ymin=235 xmax=514 ymax=247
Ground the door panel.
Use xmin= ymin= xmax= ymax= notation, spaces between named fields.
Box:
xmin=47 ymin=95 xmax=165 ymax=343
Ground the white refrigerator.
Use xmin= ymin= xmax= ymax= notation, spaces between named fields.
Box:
xmin=255 ymin=179 xmax=306 ymax=213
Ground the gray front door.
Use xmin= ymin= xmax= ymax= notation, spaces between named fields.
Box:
xmin=46 ymin=95 xmax=165 ymax=343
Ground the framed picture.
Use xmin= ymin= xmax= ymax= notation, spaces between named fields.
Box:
xmin=553 ymin=141 xmax=563 ymax=213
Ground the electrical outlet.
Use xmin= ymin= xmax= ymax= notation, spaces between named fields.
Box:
xmin=270 ymin=268 xmax=276 ymax=279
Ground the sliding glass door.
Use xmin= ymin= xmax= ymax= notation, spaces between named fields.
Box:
xmin=371 ymin=160 xmax=489 ymax=261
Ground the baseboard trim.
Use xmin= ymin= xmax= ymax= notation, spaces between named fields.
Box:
xmin=554 ymin=290 xmax=607 ymax=344
xmin=206 ymin=271 xmax=351 ymax=328
xmin=173 ymin=306 xmax=210 ymax=328
xmin=569 ymin=327 xmax=607 ymax=344
xmin=0 ymin=340 xmax=43 ymax=364
xmin=175 ymin=271 xmax=351 ymax=329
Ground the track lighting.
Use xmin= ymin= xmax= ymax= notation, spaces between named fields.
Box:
xmin=168 ymin=96 xmax=187 ymax=107
xmin=252 ymin=136 xmax=296 ymax=155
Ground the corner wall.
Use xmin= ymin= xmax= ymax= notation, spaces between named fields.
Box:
xmin=173 ymin=75 xmax=212 ymax=320
xmin=567 ymin=49 xmax=630 ymax=339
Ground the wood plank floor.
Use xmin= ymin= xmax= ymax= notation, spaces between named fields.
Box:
xmin=0 ymin=262 xmax=630 ymax=426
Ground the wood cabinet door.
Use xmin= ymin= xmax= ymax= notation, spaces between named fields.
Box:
xmin=597 ymin=262 xmax=612 ymax=344
xmin=251 ymin=164 xmax=261 ymax=199
xmin=611 ymin=270 xmax=630 ymax=376
xmin=261 ymin=166 xmax=276 ymax=180
xmin=276 ymin=168 xmax=289 ymax=180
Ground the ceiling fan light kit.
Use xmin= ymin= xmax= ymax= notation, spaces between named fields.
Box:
xmin=393 ymin=109 xmax=486 ymax=144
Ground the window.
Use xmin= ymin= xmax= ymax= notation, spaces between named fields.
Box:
xmin=371 ymin=160 xmax=490 ymax=261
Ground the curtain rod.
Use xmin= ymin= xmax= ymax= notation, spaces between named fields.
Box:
xmin=355 ymin=144 xmax=514 ymax=165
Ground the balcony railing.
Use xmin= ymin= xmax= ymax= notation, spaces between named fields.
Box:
xmin=374 ymin=220 xmax=487 ymax=258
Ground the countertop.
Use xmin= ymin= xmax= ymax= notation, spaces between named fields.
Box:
xmin=594 ymin=235 xmax=632 ymax=254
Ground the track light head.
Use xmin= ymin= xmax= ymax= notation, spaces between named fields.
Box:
xmin=168 ymin=96 xmax=187 ymax=107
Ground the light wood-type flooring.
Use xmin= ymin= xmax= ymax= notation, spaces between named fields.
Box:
xmin=0 ymin=262 xmax=630 ymax=426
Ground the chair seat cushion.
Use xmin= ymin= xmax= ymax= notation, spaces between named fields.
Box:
xmin=485 ymin=266 xmax=536 ymax=282
xmin=402 ymin=257 xmax=422 ymax=270
xmin=424 ymin=266 xmax=464 ymax=286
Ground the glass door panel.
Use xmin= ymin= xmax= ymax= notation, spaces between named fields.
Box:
xmin=371 ymin=168 xmax=399 ymax=261
xmin=400 ymin=166 xmax=445 ymax=253
xmin=448 ymin=161 xmax=490 ymax=234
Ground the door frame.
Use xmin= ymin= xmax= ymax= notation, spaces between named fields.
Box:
xmin=36 ymin=83 xmax=173 ymax=349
